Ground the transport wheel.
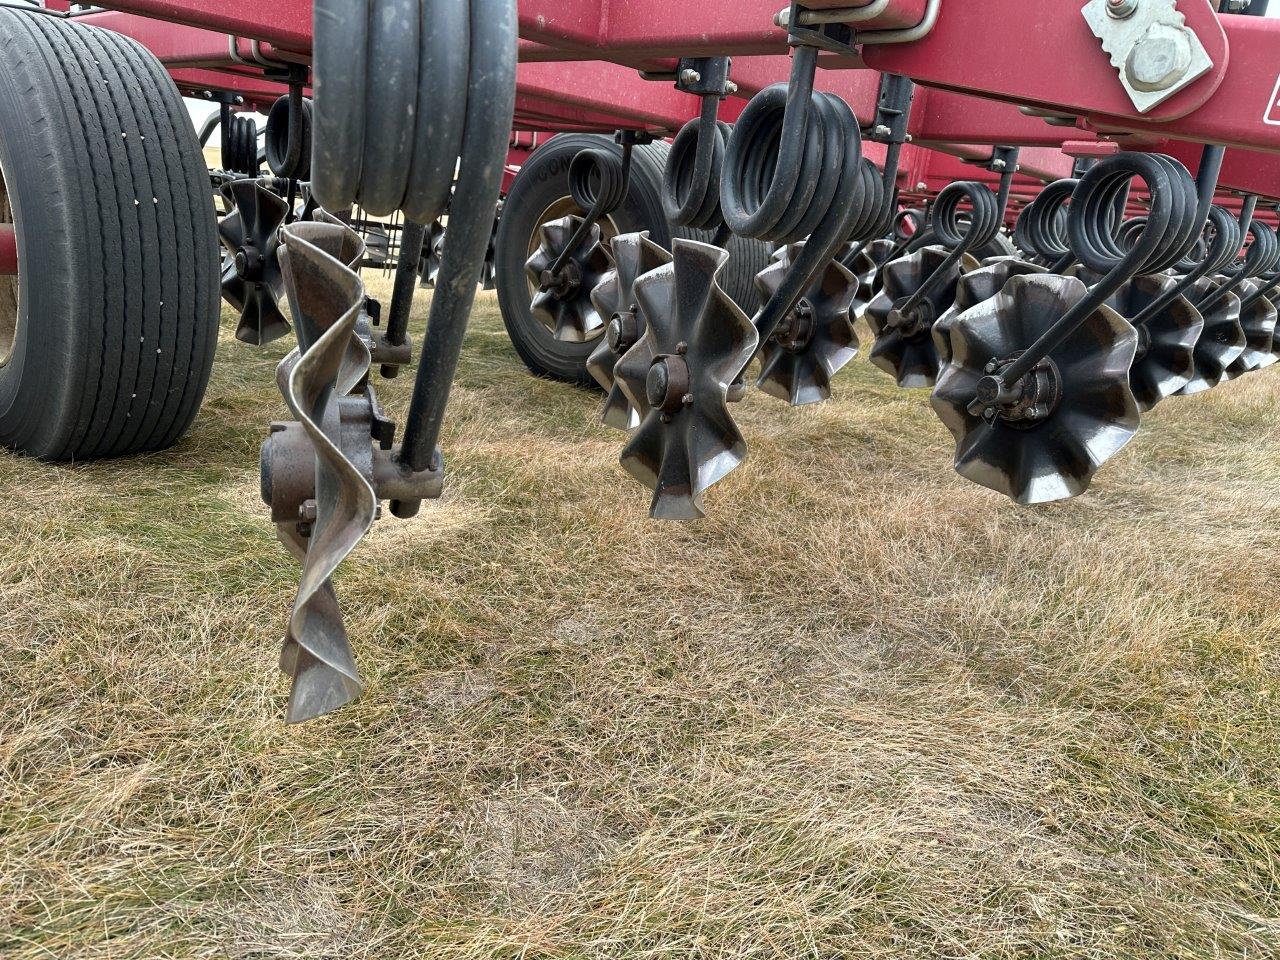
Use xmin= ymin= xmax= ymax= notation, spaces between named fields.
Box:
xmin=0 ymin=11 xmax=219 ymax=461
xmin=496 ymin=133 xmax=769 ymax=384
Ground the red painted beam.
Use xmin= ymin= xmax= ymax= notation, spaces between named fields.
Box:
xmin=516 ymin=0 xmax=925 ymax=57
xmin=80 ymin=11 xmax=297 ymax=67
xmin=1083 ymin=18 xmax=1280 ymax=153
xmin=1161 ymin=142 xmax=1280 ymax=202
xmin=0 ymin=226 xmax=17 ymax=278
xmin=865 ymin=2 xmax=1280 ymax=155
xmin=89 ymin=1 xmax=311 ymax=52
xmin=168 ymin=69 xmax=296 ymax=113
xmin=516 ymin=60 xmax=725 ymax=132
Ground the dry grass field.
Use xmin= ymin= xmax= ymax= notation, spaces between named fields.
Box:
xmin=1 ymin=274 xmax=1279 ymax=958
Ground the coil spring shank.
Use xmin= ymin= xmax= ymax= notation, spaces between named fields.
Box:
xmin=995 ymin=153 xmax=1202 ymax=392
xmin=663 ymin=96 xmax=732 ymax=234
xmin=721 ymin=47 xmax=871 ymax=346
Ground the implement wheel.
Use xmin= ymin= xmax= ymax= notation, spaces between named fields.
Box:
xmin=495 ymin=133 xmax=768 ymax=385
xmin=0 ymin=11 xmax=219 ymax=460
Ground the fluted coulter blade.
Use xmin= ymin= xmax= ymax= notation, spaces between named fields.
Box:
xmin=754 ymin=242 xmax=860 ymax=405
xmin=866 ymin=246 xmax=977 ymax=388
xmin=1177 ymin=277 xmax=1245 ymax=395
xmin=932 ymin=274 xmax=1140 ymax=505
xmin=615 ymin=240 xmax=758 ymax=520
xmin=587 ymin=232 xmax=674 ymax=430
xmin=272 ymin=222 xmax=378 ymax=722
xmin=218 ymin=179 xmax=292 ymax=345
xmin=524 ymin=215 xmax=614 ymax=342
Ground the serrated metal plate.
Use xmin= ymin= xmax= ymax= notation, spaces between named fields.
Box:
xmin=1081 ymin=0 xmax=1213 ymax=114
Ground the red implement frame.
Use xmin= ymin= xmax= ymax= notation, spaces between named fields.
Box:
xmin=59 ymin=0 xmax=1280 ymax=207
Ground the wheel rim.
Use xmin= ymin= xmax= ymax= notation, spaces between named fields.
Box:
xmin=0 ymin=158 xmax=17 ymax=369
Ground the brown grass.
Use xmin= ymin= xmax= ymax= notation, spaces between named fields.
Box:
xmin=1 ymin=276 xmax=1278 ymax=958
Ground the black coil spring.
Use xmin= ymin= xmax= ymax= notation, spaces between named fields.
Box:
xmin=1115 ymin=216 xmax=1148 ymax=253
xmin=894 ymin=208 xmax=926 ymax=243
xmin=569 ymin=147 xmax=629 ymax=222
xmin=718 ymin=49 xmax=870 ymax=343
xmin=1199 ymin=217 xmax=1280 ymax=312
xmin=1196 ymin=206 xmax=1244 ymax=276
xmin=1128 ymin=205 xmax=1241 ymax=328
xmin=1013 ymin=178 xmax=1075 ymax=267
xmin=541 ymin=146 xmax=631 ymax=277
xmin=221 ymin=115 xmax=259 ymax=175
xmin=1067 ymin=153 xmax=1201 ymax=279
xmin=1239 ymin=220 xmax=1280 ymax=278
xmin=313 ymin=0 xmax=511 ymax=223
xmin=663 ymin=98 xmax=732 ymax=232
xmin=991 ymin=153 xmax=1202 ymax=389
xmin=846 ymin=155 xmax=892 ymax=244
xmin=265 ymin=93 xmax=313 ymax=181
xmin=931 ymin=180 xmax=1002 ymax=253
xmin=720 ymin=58 xmax=866 ymax=248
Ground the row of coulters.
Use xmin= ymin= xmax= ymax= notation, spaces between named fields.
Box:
xmin=524 ymin=192 xmax=1278 ymax=516
xmin=215 ymin=149 xmax=1280 ymax=721
xmin=219 ymin=166 xmax=1280 ymax=527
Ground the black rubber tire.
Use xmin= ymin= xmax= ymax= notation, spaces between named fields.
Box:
xmin=495 ymin=133 xmax=770 ymax=384
xmin=0 ymin=11 xmax=220 ymax=461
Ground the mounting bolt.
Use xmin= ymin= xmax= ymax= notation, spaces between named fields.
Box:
xmin=1125 ymin=23 xmax=1194 ymax=93
xmin=725 ymin=81 xmax=739 ymax=94
xmin=679 ymin=68 xmax=701 ymax=86
xmin=1106 ymin=0 xmax=1138 ymax=19
xmin=991 ymin=158 xmax=1007 ymax=171
xmin=873 ymin=124 xmax=893 ymax=139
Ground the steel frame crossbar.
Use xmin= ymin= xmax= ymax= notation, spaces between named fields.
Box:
xmin=61 ymin=0 xmax=1280 ymax=202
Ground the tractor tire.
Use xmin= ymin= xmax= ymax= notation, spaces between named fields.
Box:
xmin=495 ymin=133 xmax=770 ymax=385
xmin=0 ymin=11 xmax=220 ymax=461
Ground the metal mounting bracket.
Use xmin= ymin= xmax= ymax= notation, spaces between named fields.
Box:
xmin=1081 ymin=0 xmax=1213 ymax=114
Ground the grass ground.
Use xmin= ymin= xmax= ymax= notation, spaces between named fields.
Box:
xmin=1 ymin=275 xmax=1278 ymax=959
